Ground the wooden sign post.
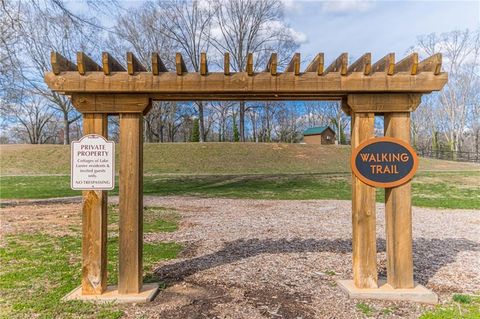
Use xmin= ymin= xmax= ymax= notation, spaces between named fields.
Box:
xmin=46 ymin=50 xmax=446 ymax=304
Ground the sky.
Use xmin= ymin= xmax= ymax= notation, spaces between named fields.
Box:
xmin=67 ymin=0 xmax=479 ymax=66
xmin=281 ymin=0 xmax=480 ymax=64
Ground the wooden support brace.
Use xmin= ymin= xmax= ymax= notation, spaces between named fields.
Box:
xmin=372 ymin=53 xmax=395 ymax=75
xmin=347 ymin=53 xmax=371 ymax=75
xmin=324 ymin=53 xmax=348 ymax=75
xmin=81 ymin=113 xmax=108 ymax=295
xmin=51 ymin=52 xmax=77 ymax=75
xmin=119 ymin=113 xmax=144 ymax=294
xmin=395 ymin=53 xmax=418 ymax=75
xmin=350 ymin=111 xmax=377 ymax=289
xmin=384 ymin=112 xmax=414 ymax=288
xmin=102 ymin=52 xmax=126 ymax=75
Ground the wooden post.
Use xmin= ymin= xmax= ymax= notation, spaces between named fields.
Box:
xmin=119 ymin=113 xmax=144 ymax=294
xmin=81 ymin=113 xmax=108 ymax=295
xmin=351 ymin=112 xmax=378 ymax=288
xmin=384 ymin=112 xmax=414 ymax=288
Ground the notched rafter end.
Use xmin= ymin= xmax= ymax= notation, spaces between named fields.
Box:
xmin=51 ymin=51 xmax=77 ymax=75
xmin=176 ymin=52 xmax=188 ymax=75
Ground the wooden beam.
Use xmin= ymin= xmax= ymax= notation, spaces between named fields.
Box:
xmin=175 ymin=52 xmax=187 ymax=75
xmin=200 ymin=52 xmax=208 ymax=75
xmin=224 ymin=53 xmax=230 ymax=75
xmin=384 ymin=112 xmax=414 ymax=289
xmin=246 ymin=53 xmax=253 ymax=75
xmin=395 ymin=53 xmax=418 ymax=75
xmin=119 ymin=113 xmax=144 ymax=294
xmin=127 ymin=52 xmax=147 ymax=75
xmin=350 ymin=111 xmax=377 ymax=289
xmin=324 ymin=53 xmax=348 ymax=75
xmin=151 ymin=52 xmax=167 ymax=75
xmin=418 ymin=53 xmax=442 ymax=75
xmin=347 ymin=93 xmax=422 ymax=113
xmin=77 ymin=52 xmax=101 ymax=75
xmin=265 ymin=53 xmax=277 ymax=76
xmin=71 ymin=94 xmax=151 ymax=114
xmin=347 ymin=53 xmax=371 ymax=75
xmin=285 ymin=53 xmax=300 ymax=75
xmin=81 ymin=113 xmax=108 ymax=295
xmin=305 ymin=53 xmax=324 ymax=75
xmin=45 ymin=72 xmax=448 ymax=99
xmin=372 ymin=53 xmax=395 ymax=75
xmin=51 ymin=51 xmax=77 ymax=75
xmin=102 ymin=52 xmax=125 ymax=75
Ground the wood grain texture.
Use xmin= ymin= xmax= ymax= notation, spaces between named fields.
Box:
xmin=247 ymin=53 xmax=253 ymax=75
xmin=102 ymin=52 xmax=125 ymax=75
xmin=200 ymin=52 xmax=208 ymax=75
xmin=151 ymin=52 xmax=167 ymax=75
xmin=350 ymin=112 xmax=377 ymax=289
xmin=395 ymin=53 xmax=418 ymax=75
xmin=127 ymin=52 xmax=147 ymax=75
xmin=77 ymin=52 xmax=102 ymax=75
xmin=51 ymin=52 xmax=76 ymax=75
xmin=347 ymin=53 xmax=371 ymax=75
xmin=224 ymin=53 xmax=230 ymax=75
xmin=305 ymin=53 xmax=324 ymax=75
xmin=285 ymin=53 xmax=300 ymax=75
xmin=372 ymin=53 xmax=395 ymax=75
xmin=324 ymin=53 xmax=348 ymax=75
xmin=118 ymin=113 xmax=144 ymax=294
xmin=384 ymin=112 xmax=414 ymax=289
xmin=266 ymin=53 xmax=277 ymax=76
xmin=81 ymin=113 xmax=108 ymax=295
xmin=44 ymin=72 xmax=448 ymax=100
xmin=71 ymin=94 xmax=150 ymax=114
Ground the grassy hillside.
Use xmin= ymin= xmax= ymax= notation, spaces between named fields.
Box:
xmin=1 ymin=143 xmax=479 ymax=208
xmin=1 ymin=143 xmax=478 ymax=176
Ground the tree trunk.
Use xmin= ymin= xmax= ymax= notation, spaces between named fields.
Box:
xmin=63 ymin=113 xmax=70 ymax=145
xmin=239 ymin=101 xmax=245 ymax=142
xmin=198 ymin=102 xmax=205 ymax=142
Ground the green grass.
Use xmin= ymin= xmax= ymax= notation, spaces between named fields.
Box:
xmin=356 ymin=302 xmax=376 ymax=317
xmin=0 ymin=206 xmax=183 ymax=319
xmin=420 ymin=294 xmax=480 ymax=319
xmin=1 ymin=171 xmax=478 ymax=209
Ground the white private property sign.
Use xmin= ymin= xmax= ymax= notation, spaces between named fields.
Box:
xmin=71 ymin=134 xmax=115 ymax=190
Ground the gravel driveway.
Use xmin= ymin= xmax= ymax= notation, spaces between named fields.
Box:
xmin=114 ymin=196 xmax=480 ymax=319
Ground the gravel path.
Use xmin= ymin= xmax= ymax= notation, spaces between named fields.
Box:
xmin=2 ymin=196 xmax=479 ymax=318
xmin=118 ymin=196 xmax=480 ymax=319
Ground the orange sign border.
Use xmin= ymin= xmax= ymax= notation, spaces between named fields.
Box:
xmin=351 ymin=136 xmax=419 ymax=188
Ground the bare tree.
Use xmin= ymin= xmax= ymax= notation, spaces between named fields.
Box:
xmin=209 ymin=0 xmax=300 ymax=141
xmin=414 ymin=29 xmax=480 ymax=153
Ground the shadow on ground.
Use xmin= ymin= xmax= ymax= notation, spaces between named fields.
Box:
xmin=154 ymin=237 xmax=479 ymax=287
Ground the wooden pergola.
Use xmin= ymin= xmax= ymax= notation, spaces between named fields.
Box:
xmin=46 ymin=51 xmax=447 ymax=302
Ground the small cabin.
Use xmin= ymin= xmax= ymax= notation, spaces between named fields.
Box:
xmin=303 ymin=126 xmax=336 ymax=144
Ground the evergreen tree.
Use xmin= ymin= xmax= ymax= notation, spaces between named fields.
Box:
xmin=233 ymin=120 xmax=239 ymax=142
xmin=191 ymin=118 xmax=200 ymax=142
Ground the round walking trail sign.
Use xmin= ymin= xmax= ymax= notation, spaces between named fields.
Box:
xmin=351 ymin=137 xmax=419 ymax=188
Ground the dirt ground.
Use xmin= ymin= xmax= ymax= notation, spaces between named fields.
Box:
xmin=1 ymin=196 xmax=479 ymax=318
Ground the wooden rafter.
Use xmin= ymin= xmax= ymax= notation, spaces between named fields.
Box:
xmin=372 ymin=53 xmax=395 ymax=75
xmin=418 ymin=53 xmax=442 ymax=75
xmin=224 ymin=53 xmax=230 ymax=75
xmin=285 ymin=53 xmax=300 ymax=75
xmin=47 ymin=51 xmax=447 ymax=101
xmin=200 ymin=52 xmax=208 ymax=75
xmin=151 ymin=52 xmax=167 ymax=75
xmin=175 ymin=53 xmax=187 ymax=75
xmin=77 ymin=52 xmax=101 ymax=75
xmin=266 ymin=53 xmax=277 ymax=75
xmin=127 ymin=52 xmax=146 ymax=75
xmin=246 ymin=53 xmax=254 ymax=75
xmin=102 ymin=52 xmax=125 ymax=75
xmin=324 ymin=53 xmax=348 ymax=75
xmin=305 ymin=53 xmax=324 ymax=75
xmin=347 ymin=53 xmax=371 ymax=75
xmin=51 ymin=52 xmax=77 ymax=75
xmin=395 ymin=53 xmax=418 ymax=75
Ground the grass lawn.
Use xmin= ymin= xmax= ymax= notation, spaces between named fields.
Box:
xmin=1 ymin=171 xmax=479 ymax=209
xmin=0 ymin=206 xmax=182 ymax=319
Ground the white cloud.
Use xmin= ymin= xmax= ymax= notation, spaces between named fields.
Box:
xmin=321 ymin=0 xmax=375 ymax=13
